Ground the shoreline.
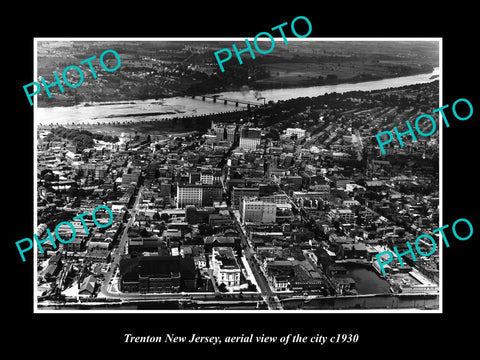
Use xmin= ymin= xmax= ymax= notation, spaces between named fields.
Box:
xmin=36 ymin=69 xmax=436 ymax=109
xmin=37 ymin=291 xmax=439 ymax=310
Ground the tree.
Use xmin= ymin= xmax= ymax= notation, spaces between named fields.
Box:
xmin=218 ymin=283 xmax=228 ymax=293
xmin=318 ymin=253 xmax=333 ymax=273
xmin=43 ymin=172 xmax=55 ymax=182
xmin=157 ymin=221 xmax=167 ymax=233
xmin=40 ymin=169 xmax=52 ymax=178
xmin=355 ymin=214 xmax=365 ymax=226
xmin=67 ymin=186 xmax=79 ymax=198
xmin=160 ymin=213 xmax=170 ymax=222
xmin=73 ymin=133 xmax=95 ymax=150
xmin=247 ymin=281 xmax=257 ymax=292
xmin=326 ymin=74 xmax=338 ymax=82
xmin=198 ymin=223 xmax=214 ymax=236
xmin=265 ymin=128 xmax=280 ymax=141
xmin=189 ymin=236 xmax=205 ymax=246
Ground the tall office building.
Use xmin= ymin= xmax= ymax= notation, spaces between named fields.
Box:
xmin=159 ymin=180 xmax=172 ymax=200
xmin=225 ymin=124 xmax=237 ymax=144
xmin=212 ymin=122 xmax=237 ymax=145
xmin=239 ymin=126 xmax=261 ymax=150
xmin=176 ymin=184 xmax=203 ymax=208
xmin=199 ymin=167 xmax=222 ymax=185
xmin=240 ymin=198 xmax=276 ymax=224
xmin=176 ymin=183 xmax=223 ymax=208
xmin=212 ymin=122 xmax=226 ymax=141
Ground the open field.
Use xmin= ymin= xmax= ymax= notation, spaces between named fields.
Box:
xmin=255 ymin=60 xmax=433 ymax=87
xmin=36 ymin=40 xmax=439 ymax=107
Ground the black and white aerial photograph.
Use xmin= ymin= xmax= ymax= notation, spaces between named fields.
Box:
xmin=8 ymin=6 xmax=478 ymax=357
xmin=33 ymin=39 xmax=441 ymax=312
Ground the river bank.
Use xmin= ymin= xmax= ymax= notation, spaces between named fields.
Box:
xmin=281 ymin=293 xmax=439 ymax=310
xmin=36 ymin=66 xmax=436 ymax=109
xmin=36 ymin=67 xmax=439 ymax=127
xmin=37 ymin=292 xmax=438 ymax=311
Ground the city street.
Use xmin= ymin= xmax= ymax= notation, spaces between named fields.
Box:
xmin=100 ymin=186 xmax=143 ymax=298
xmin=97 ymin=186 xmax=264 ymax=305
xmin=232 ymin=209 xmax=283 ymax=310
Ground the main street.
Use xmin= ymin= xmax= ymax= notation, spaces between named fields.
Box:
xmin=100 ymin=185 xmax=143 ymax=297
xmin=231 ymin=209 xmax=283 ymax=310
xmin=96 ymin=175 xmax=280 ymax=308
xmin=98 ymin=186 xmax=263 ymax=305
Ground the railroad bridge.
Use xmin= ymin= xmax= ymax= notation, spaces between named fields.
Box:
xmin=190 ymin=94 xmax=264 ymax=108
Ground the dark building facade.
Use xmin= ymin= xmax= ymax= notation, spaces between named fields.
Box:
xmin=119 ymin=255 xmax=197 ymax=293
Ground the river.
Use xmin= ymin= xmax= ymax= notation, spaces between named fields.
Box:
xmin=344 ymin=263 xmax=391 ymax=294
xmin=36 ymin=67 xmax=439 ymax=126
xmin=215 ymin=67 xmax=439 ymax=103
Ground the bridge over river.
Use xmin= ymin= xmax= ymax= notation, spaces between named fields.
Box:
xmin=189 ymin=94 xmax=264 ymax=108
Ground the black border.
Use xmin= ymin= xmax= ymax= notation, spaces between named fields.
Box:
xmin=8 ymin=4 xmax=478 ymax=355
